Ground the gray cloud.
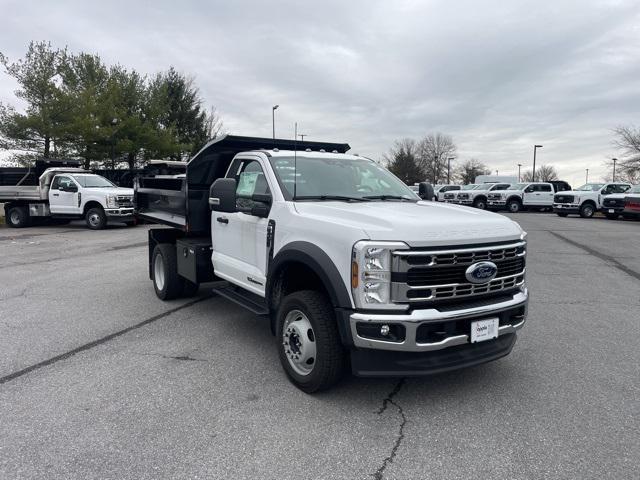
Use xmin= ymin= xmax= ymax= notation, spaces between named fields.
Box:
xmin=1 ymin=0 xmax=639 ymax=185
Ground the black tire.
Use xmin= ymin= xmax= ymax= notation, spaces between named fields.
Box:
xmin=605 ymin=213 xmax=619 ymax=220
xmin=6 ymin=205 xmax=31 ymax=228
xmin=579 ymin=203 xmax=595 ymax=218
xmin=124 ymin=221 xmax=136 ymax=227
xmin=276 ymin=290 xmax=345 ymax=393
xmin=85 ymin=207 xmax=107 ymax=230
xmin=507 ymin=199 xmax=522 ymax=213
xmin=182 ymin=280 xmax=199 ymax=297
xmin=556 ymin=212 xmax=569 ymax=217
xmin=473 ymin=198 xmax=487 ymax=210
xmin=152 ymin=244 xmax=185 ymax=300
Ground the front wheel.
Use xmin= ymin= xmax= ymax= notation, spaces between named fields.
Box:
xmin=473 ymin=198 xmax=487 ymax=210
xmin=85 ymin=207 xmax=107 ymax=230
xmin=579 ymin=203 xmax=595 ymax=218
xmin=507 ymin=199 xmax=522 ymax=213
xmin=276 ymin=290 xmax=345 ymax=393
xmin=6 ymin=206 xmax=30 ymax=228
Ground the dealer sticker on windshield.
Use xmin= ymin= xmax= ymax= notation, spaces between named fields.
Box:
xmin=471 ymin=318 xmax=499 ymax=343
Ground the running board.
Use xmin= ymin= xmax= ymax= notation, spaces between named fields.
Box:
xmin=212 ymin=282 xmax=269 ymax=316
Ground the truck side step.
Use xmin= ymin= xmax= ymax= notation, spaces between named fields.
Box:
xmin=212 ymin=282 xmax=269 ymax=316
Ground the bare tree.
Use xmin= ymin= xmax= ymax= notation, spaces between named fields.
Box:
xmin=612 ymin=125 xmax=640 ymax=181
xmin=384 ymin=138 xmax=424 ymax=184
xmin=455 ymin=158 xmax=491 ymax=185
xmin=416 ymin=133 xmax=456 ymax=184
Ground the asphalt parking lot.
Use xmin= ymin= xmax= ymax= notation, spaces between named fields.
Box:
xmin=0 ymin=213 xmax=638 ymax=480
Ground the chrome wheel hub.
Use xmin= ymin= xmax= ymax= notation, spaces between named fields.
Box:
xmin=88 ymin=213 xmax=101 ymax=227
xmin=10 ymin=211 xmax=20 ymax=224
xmin=282 ymin=310 xmax=316 ymax=376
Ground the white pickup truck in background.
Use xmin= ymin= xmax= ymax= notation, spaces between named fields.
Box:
xmin=553 ymin=182 xmax=632 ymax=218
xmin=488 ymin=182 xmax=559 ymax=212
xmin=137 ymin=135 xmax=529 ymax=392
xmin=0 ymin=166 xmax=135 ymax=229
xmin=451 ymin=183 xmax=513 ymax=210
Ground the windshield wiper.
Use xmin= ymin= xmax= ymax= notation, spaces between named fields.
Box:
xmin=362 ymin=195 xmax=414 ymax=201
xmin=294 ymin=195 xmax=371 ymax=202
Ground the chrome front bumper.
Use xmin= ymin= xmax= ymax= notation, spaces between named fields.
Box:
xmin=350 ymin=289 xmax=528 ymax=352
xmin=105 ymin=208 xmax=134 ymax=217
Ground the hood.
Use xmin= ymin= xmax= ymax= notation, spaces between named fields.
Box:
xmin=83 ymin=187 xmax=134 ymax=196
xmin=492 ymin=189 xmax=522 ymax=195
xmin=555 ymin=190 xmax=596 ymax=197
xmin=604 ymin=193 xmax=631 ymax=200
xmin=293 ymin=201 xmax=523 ymax=247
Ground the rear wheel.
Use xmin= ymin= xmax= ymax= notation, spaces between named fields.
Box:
xmin=276 ymin=290 xmax=345 ymax=393
xmin=579 ymin=203 xmax=595 ymax=218
xmin=152 ymin=244 xmax=185 ymax=300
xmin=6 ymin=206 xmax=30 ymax=228
xmin=85 ymin=207 xmax=107 ymax=230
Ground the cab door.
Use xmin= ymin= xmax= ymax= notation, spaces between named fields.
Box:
xmin=538 ymin=184 xmax=554 ymax=205
xmin=49 ymin=175 xmax=79 ymax=214
xmin=522 ymin=184 xmax=538 ymax=205
xmin=211 ymin=158 xmax=272 ymax=295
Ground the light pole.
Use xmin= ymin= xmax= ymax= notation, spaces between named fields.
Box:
xmin=586 ymin=168 xmax=589 ymax=183
xmin=447 ymin=157 xmax=454 ymax=184
xmin=612 ymin=158 xmax=617 ymax=181
xmin=272 ymin=105 xmax=279 ymax=139
xmin=533 ymin=145 xmax=543 ymax=181
xmin=496 ymin=170 xmax=499 ymax=176
xmin=517 ymin=163 xmax=522 ymax=182
xmin=298 ymin=134 xmax=306 ymax=141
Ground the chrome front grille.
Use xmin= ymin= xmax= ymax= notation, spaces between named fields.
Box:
xmin=487 ymin=193 xmax=502 ymax=201
xmin=391 ymin=241 xmax=526 ymax=303
xmin=116 ymin=195 xmax=133 ymax=208
xmin=444 ymin=193 xmax=455 ymax=200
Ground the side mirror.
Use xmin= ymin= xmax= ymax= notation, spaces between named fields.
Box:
xmin=525 ymin=187 xmax=534 ymax=193
xmin=418 ymin=182 xmax=435 ymax=200
xmin=61 ymin=184 xmax=78 ymax=193
xmin=209 ymin=178 xmax=237 ymax=212
xmin=252 ymin=192 xmax=272 ymax=205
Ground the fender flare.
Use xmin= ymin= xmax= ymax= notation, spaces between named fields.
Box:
xmin=266 ymin=241 xmax=352 ymax=310
xmin=506 ymin=195 xmax=522 ymax=205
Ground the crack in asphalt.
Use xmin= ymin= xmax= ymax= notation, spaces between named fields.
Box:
xmin=372 ymin=379 xmax=407 ymax=480
xmin=138 ymin=353 xmax=207 ymax=362
xmin=548 ymin=231 xmax=640 ymax=282
xmin=0 ymin=295 xmax=212 ymax=386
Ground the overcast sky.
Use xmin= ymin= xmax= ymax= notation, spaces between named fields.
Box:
xmin=1 ymin=0 xmax=639 ymax=186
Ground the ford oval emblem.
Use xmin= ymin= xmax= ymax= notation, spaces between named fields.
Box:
xmin=465 ymin=261 xmax=498 ymax=284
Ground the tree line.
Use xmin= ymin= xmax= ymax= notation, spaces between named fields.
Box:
xmin=385 ymin=133 xmax=559 ymax=185
xmin=0 ymin=42 xmax=222 ymax=169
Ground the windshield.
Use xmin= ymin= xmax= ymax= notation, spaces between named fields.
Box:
xmin=575 ymin=183 xmax=605 ymax=191
xmin=628 ymin=185 xmax=640 ymax=193
xmin=72 ymin=174 xmax=115 ymax=188
xmin=509 ymin=183 xmax=528 ymax=191
xmin=460 ymin=184 xmax=480 ymax=190
xmin=269 ymin=156 xmax=418 ymax=201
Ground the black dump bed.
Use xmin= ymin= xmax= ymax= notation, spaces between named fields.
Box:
xmin=0 ymin=159 xmax=82 ymax=187
xmin=135 ymin=134 xmax=350 ymax=235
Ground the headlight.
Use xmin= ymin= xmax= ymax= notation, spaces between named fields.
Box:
xmin=501 ymin=193 xmax=507 ymax=199
xmin=351 ymin=241 xmax=408 ymax=309
xmin=572 ymin=197 xmax=580 ymax=204
xmin=106 ymin=195 xmax=118 ymax=208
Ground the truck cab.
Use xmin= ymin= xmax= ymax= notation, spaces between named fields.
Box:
xmin=553 ymin=182 xmax=631 ymax=218
xmin=137 ymin=135 xmax=529 ymax=392
xmin=487 ymin=182 xmax=557 ymax=212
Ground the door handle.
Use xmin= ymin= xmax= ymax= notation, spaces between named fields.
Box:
xmin=52 ymin=194 xmax=59 ymax=197
xmin=216 ymin=216 xmax=229 ymax=224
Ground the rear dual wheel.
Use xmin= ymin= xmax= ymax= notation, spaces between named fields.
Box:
xmin=6 ymin=206 xmax=31 ymax=228
xmin=152 ymin=244 xmax=199 ymax=300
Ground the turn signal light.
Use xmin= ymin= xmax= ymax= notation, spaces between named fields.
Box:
xmin=351 ymin=261 xmax=359 ymax=289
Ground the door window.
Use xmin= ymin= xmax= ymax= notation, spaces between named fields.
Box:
xmin=232 ymin=160 xmax=271 ymax=210
xmin=538 ymin=184 xmax=552 ymax=192
xmin=52 ymin=176 xmax=75 ymax=190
